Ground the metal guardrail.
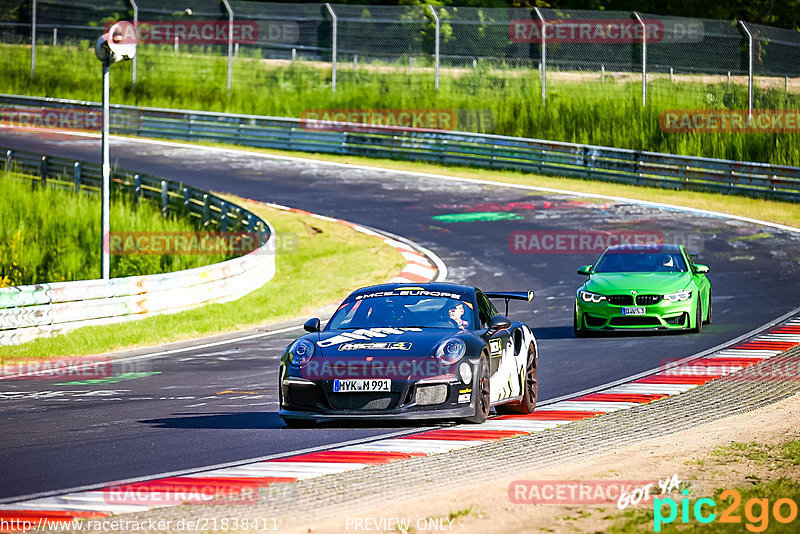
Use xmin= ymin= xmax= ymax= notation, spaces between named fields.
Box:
xmin=1 ymin=93 xmax=799 ymax=201
xmin=0 ymin=146 xmax=276 ymax=345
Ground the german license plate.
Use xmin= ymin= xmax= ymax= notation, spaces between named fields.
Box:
xmin=333 ymin=379 xmax=391 ymax=393
xmin=622 ymin=307 xmax=646 ymax=316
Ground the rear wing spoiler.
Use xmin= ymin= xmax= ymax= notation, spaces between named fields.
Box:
xmin=485 ymin=291 xmax=534 ymax=316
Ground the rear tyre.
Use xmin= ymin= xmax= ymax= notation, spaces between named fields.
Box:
xmin=463 ymin=354 xmax=490 ymax=424
xmin=691 ymin=299 xmax=703 ymax=333
xmin=496 ymin=343 xmax=538 ymax=415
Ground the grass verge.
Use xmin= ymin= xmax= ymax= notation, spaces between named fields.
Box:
xmin=0 ymin=194 xmax=406 ymax=361
xmin=138 ymin=137 xmax=800 ymax=230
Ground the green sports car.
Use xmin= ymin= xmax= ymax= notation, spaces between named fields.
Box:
xmin=574 ymin=244 xmax=711 ymax=336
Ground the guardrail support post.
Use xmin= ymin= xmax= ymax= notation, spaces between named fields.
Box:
xmin=325 ymin=3 xmax=337 ymax=93
xmin=5 ymin=150 xmax=12 ymax=172
xmin=220 ymin=201 xmax=228 ymax=231
xmin=40 ymin=155 xmax=47 ymax=187
xmin=30 ymin=0 xmax=36 ymax=77
xmin=738 ymin=20 xmax=754 ymax=123
xmin=183 ymin=187 xmax=191 ymax=215
xmin=222 ymin=0 xmax=234 ymax=91
xmin=133 ymin=174 xmax=141 ymax=204
xmin=160 ymin=180 xmax=168 ymax=217
xmin=428 ymin=5 xmax=440 ymax=90
xmin=203 ymin=194 xmax=210 ymax=226
xmin=74 ymin=162 xmax=81 ymax=193
xmin=128 ymin=0 xmax=138 ymax=83
xmin=633 ymin=12 xmax=647 ymax=107
xmin=534 ymin=7 xmax=546 ymax=103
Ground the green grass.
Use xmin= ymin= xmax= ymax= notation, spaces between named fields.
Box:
xmin=0 ymin=170 xmax=228 ymax=286
xmin=0 ymin=195 xmax=406 ymax=360
xmin=5 ymin=43 xmax=800 ymax=166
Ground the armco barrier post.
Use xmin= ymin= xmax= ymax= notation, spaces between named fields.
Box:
xmin=222 ymin=0 xmax=233 ymax=91
xmin=74 ymin=162 xmax=81 ymax=193
xmin=428 ymin=5 xmax=440 ymax=90
xmin=738 ymin=20 xmax=754 ymax=123
xmin=633 ymin=12 xmax=647 ymax=107
xmin=325 ymin=3 xmax=337 ymax=93
xmin=40 ymin=155 xmax=47 ymax=187
xmin=534 ymin=7 xmax=546 ymax=103
xmin=134 ymin=174 xmax=141 ymax=203
xmin=183 ymin=187 xmax=191 ymax=215
xmin=160 ymin=180 xmax=168 ymax=216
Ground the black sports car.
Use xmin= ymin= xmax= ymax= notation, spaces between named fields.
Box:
xmin=279 ymin=282 xmax=538 ymax=426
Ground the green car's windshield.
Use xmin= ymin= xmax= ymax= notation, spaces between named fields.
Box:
xmin=594 ymin=251 xmax=688 ymax=273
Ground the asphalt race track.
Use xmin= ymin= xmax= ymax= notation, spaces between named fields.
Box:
xmin=2 ymin=129 xmax=800 ymax=501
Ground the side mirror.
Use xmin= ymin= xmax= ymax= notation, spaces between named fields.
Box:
xmin=577 ymin=265 xmax=593 ymax=276
xmin=694 ymin=264 xmax=709 ymax=274
xmin=489 ymin=315 xmax=511 ymax=331
xmin=303 ymin=318 xmax=321 ymax=333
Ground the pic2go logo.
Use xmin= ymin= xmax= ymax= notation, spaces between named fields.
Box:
xmin=654 ymin=489 xmax=799 ymax=532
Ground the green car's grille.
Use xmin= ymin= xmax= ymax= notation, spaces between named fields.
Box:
xmin=636 ymin=295 xmax=662 ymax=305
xmin=607 ymin=295 xmax=634 ymax=305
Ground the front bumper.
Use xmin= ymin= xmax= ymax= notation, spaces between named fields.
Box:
xmin=576 ymin=298 xmax=694 ymax=331
xmin=279 ymin=375 xmax=476 ymax=421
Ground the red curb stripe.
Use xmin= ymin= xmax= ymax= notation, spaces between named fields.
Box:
xmin=735 ymin=341 xmax=799 ymax=350
xmin=402 ymin=429 xmax=528 ymax=441
xmin=771 ymin=326 xmax=800 ymax=334
xmin=165 ymin=476 xmax=296 ymax=485
xmin=494 ymin=410 xmax=604 ymax=420
xmin=271 ymin=450 xmax=425 ymax=464
xmin=395 ymin=272 xmax=431 ymax=283
xmin=0 ymin=510 xmax=109 ymax=521
xmin=573 ymin=393 xmax=669 ymax=403
xmin=634 ymin=375 xmax=719 ymax=384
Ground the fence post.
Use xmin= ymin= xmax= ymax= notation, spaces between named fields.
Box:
xmin=633 ymin=12 xmax=646 ymax=107
xmin=220 ymin=201 xmax=228 ymax=231
xmin=53 ymin=27 xmax=56 ymax=46
xmin=428 ymin=5 xmax=440 ymax=90
xmin=203 ymin=194 xmax=210 ymax=226
xmin=738 ymin=20 xmax=754 ymax=123
xmin=30 ymin=0 xmax=36 ymax=76
xmin=160 ymin=180 xmax=168 ymax=217
xmin=133 ymin=174 xmax=141 ymax=204
xmin=601 ymin=64 xmax=605 ymax=84
xmin=74 ymin=162 xmax=81 ymax=193
xmin=129 ymin=0 xmax=138 ymax=83
xmin=534 ymin=7 xmax=546 ymax=103
xmin=222 ymin=0 xmax=234 ymax=90
xmin=325 ymin=3 xmax=337 ymax=92
xmin=5 ymin=149 xmax=12 ymax=171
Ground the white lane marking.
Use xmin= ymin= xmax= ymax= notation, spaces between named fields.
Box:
xmin=333 ymin=439 xmax=479 ymax=454
xmin=536 ymin=401 xmax=641 ymax=412
xmin=468 ymin=420 xmax=568 ymax=432
xmin=603 ymin=383 xmax=699 ymax=395
xmin=402 ymin=263 xmax=438 ymax=278
xmin=189 ymin=462 xmax=369 ymax=479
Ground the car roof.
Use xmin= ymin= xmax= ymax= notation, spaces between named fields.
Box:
xmin=605 ymin=244 xmax=684 ymax=254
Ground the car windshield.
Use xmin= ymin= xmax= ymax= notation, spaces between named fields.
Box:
xmin=327 ymin=292 xmax=474 ymax=331
xmin=594 ymin=251 xmax=688 ymax=273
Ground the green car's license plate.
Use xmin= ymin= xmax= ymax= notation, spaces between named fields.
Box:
xmin=622 ymin=307 xmax=646 ymax=316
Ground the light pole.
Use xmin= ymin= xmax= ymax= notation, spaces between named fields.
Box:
xmin=95 ymin=21 xmax=136 ymax=280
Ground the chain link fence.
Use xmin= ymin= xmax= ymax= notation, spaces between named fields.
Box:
xmin=1 ymin=1 xmax=799 ymax=127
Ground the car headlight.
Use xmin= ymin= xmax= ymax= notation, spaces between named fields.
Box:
xmin=664 ymin=290 xmax=692 ymax=302
xmin=580 ymin=290 xmax=607 ymax=303
xmin=289 ymin=339 xmax=315 ymax=367
xmin=435 ymin=338 xmax=466 ymax=366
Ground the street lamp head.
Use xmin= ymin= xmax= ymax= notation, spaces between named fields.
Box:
xmin=95 ymin=21 xmax=137 ymax=64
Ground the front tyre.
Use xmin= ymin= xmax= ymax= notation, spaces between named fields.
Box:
xmin=691 ymin=299 xmax=703 ymax=333
xmin=573 ymin=310 xmax=588 ymax=338
xmin=703 ymin=291 xmax=712 ymax=325
xmin=463 ymin=353 xmax=490 ymax=424
xmin=496 ymin=343 xmax=537 ymax=415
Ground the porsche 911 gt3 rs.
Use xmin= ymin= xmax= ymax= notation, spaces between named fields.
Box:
xmin=279 ymin=282 xmax=538 ymax=426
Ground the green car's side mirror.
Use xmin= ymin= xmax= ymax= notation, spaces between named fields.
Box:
xmin=577 ymin=265 xmax=593 ymax=276
xmin=694 ymin=264 xmax=709 ymax=274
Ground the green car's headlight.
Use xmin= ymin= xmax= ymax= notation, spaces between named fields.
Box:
xmin=664 ymin=290 xmax=692 ymax=302
xmin=580 ymin=290 xmax=607 ymax=303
